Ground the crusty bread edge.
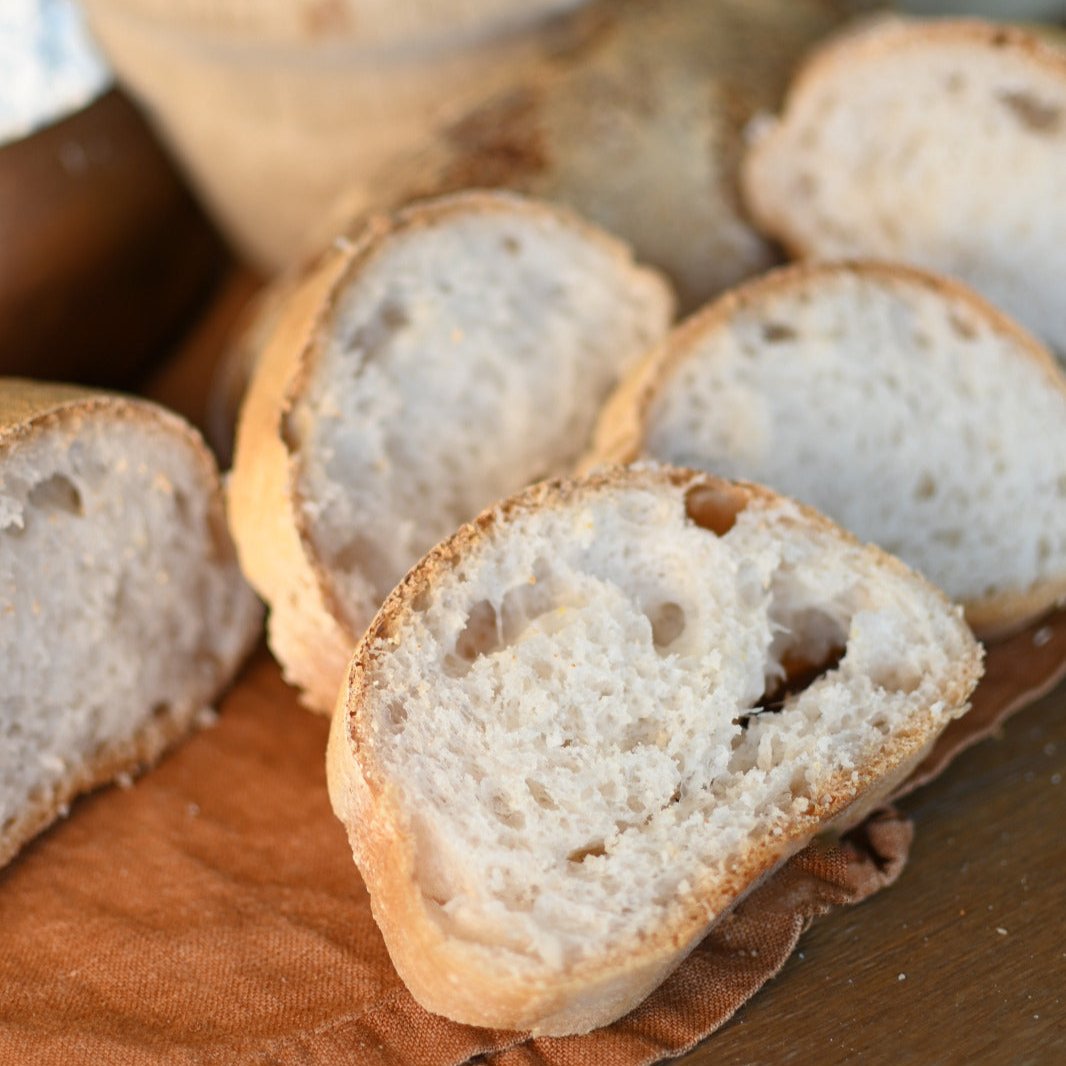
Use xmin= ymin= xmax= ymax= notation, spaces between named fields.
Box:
xmin=228 ymin=190 xmax=674 ymax=713
xmin=0 ymin=380 xmax=262 ymax=867
xmin=327 ymin=465 xmax=982 ymax=1035
xmin=582 ymin=259 xmax=1066 ymax=638
xmin=227 ymin=237 xmax=360 ymax=714
xmin=741 ymin=18 xmax=1066 ymax=262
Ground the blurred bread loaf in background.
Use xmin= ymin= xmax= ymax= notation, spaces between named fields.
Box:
xmin=316 ymin=0 xmax=863 ymax=312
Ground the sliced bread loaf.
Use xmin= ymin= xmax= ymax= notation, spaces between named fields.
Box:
xmin=228 ymin=191 xmax=674 ymax=712
xmin=586 ymin=262 xmax=1066 ymax=637
xmin=742 ymin=18 xmax=1066 ymax=359
xmin=0 ymin=380 xmax=261 ymax=869
xmin=327 ymin=465 xmax=982 ymax=1035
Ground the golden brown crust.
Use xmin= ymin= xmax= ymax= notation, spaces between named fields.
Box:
xmin=227 ymin=232 xmax=361 ymax=714
xmin=742 ymin=18 xmax=1066 ymax=259
xmin=327 ymin=465 xmax=982 ymax=1035
xmin=229 ymin=190 xmax=673 ymax=713
xmin=0 ymin=700 xmax=212 ymax=870
xmin=582 ymin=260 xmax=1066 ymax=638
xmin=0 ymin=378 xmax=261 ymax=867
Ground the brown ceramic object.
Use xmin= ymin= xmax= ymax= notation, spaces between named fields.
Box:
xmin=0 ymin=89 xmax=224 ymax=386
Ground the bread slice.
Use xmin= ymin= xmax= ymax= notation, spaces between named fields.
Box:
xmin=327 ymin=465 xmax=982 ymax=1035
xmin=321 ymin=0 xmax=855 ymax=313
xmin=587 ymin=261 xmax=1066 ymax=638
xmin=742 ymin=18 xmax=1066 ymax=360
xmin=227 ymin=191 xmax=674 ymax=712
xmin=0 ymin=379 xmax=261 ymax=869
xmin=207 ymin=0 xmax=854 ymax=463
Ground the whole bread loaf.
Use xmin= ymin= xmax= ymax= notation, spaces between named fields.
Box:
xmin=587 ymin=261 xmax=1066 ymax=637
xmin=743 ymin=18 xmax=1066 ymax=360
xmin=227 ymin=191 xmax=673 ymax=711
xmin=327 ymin=465 xmax=982 ymax=1035
xmin=324 ymin=0 xmax=854 ymax=311
xmin=0 ymin=379 xmax=261 ymax=868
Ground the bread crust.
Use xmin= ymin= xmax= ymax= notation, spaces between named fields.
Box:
xmin=583 ymin=260 xmax=1066 ymax=638
xmin=742 ymin=18 xmax=1066 ymax=264
xmin=227 ymin=190 xmax=674 ymax=713
xmin=327 ymin=465 xmax=982 ymax=1035
xmin=0 ymin=378 xmax=261 ymax=867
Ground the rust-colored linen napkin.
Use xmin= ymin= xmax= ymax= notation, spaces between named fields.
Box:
xmin=1 ymin=612 xmax=1063 ymax=1066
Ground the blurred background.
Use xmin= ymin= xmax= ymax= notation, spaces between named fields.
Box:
xmin=2 ymin=0 xmax=1063 ymax=413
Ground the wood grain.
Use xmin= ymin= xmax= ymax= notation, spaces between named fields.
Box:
xmin=679 ymin=682 xmax=1066 ymax=1064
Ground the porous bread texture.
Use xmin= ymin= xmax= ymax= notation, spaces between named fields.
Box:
xmin=0 ymin=381 xmax=261 ymax=869
xmin=587 ymin=262 xmax=1066 ymax=638
xmin=742 ymin=19 xmax=1066 ymax=360
xmin=229 ymin=191 xmax=673 ymax=712
xmin=327 ymin=467 xmax=981 ymax=1035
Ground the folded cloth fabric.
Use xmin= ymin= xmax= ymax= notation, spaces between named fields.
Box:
xmin=0 ymin=612 xmax=1062 ymax=1065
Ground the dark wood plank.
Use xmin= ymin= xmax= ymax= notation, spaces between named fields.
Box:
xmin=680 ymin=683 xmax=1066 ymax=1065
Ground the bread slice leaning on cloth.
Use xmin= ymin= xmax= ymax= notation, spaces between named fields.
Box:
xmin=0 ymin=379 xmax=261 ymax=869
xmin=327 ymin=466 xmax=982 ymax=1036
xmin=587 ymin=261 xmax=1066 ymax=638
xmin=228 ymin=191 xmax=674 ymax=712
xmin=742 ymin=18 xmax=1066 ymax=360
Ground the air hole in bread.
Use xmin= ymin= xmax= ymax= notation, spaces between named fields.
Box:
xmin=762 ymin=322 xmax=797 ymax=344
xmin=948 ymin=311 xmax=978 ymax=341
xmin=387 ymin=701 xmax=407 ymax=729
xmin=447 ymin=600 xmax=500 ymax=675
xmin=946 ymin=71 xmax=966 ymax=94
xmin=684 ymin=483 xmax=747 ymax=537
xmin=500 ymin=566 xmax=565 ymax=643
xmin=343 ymin=299 xmax=410 ymax=362
xmin=648 ymin=601 xmax=686 ymax=650
xmin=914 ymin=473 xmax=937 ymax=501
xmin=568 ymin=840 xmax=606 ymax=864
xmin=737 ymin=642 xmax=847 ymax=730
xmin=490 ymin=792 xmax=525 ymax=830
xmin=27 ymin=474 xmax=83 ymax=517
xmin=527 ymin=778 xmax=557 ymax=810
xmin=151 ymin=702 xmax=171 ymax=721
xmin=997 ymin=89 xmax=1062 ymax=134
xmin=932 ymin=529 xmax=963 ymax=548
xmin=502 ymin=235 xmax=522 ymax=255
xmin=172 ymin=490 xmax=190 ymax=524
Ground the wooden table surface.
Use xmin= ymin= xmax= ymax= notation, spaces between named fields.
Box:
xmin=143 ymin=272 xmax=1066 ymax=1066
